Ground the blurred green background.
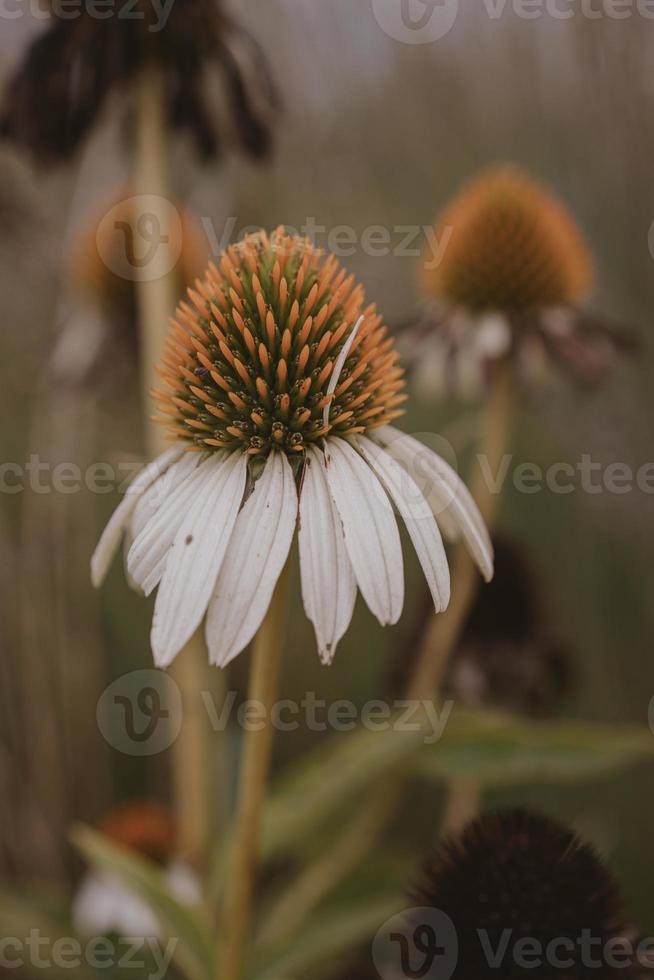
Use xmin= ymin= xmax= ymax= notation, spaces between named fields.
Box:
xmin=1 ymin=0 xmax=654 ymax=944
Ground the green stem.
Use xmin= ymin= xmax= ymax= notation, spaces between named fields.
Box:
xmin=221 ymin=567 xmax=290 ymax=980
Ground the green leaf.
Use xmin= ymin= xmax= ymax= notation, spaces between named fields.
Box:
xmin=416 ymin=708 xmax=654 ymax=786
xmin=0 ymin=887 xmax=96 ymax=980
xmin=71 ymin=825 xmax=215 ymax=980
xmin=260 ymin=721 xmax=428 ymax=860
xmin=210 ymin=718 xmax=429 ymax=893
xmin=251 ymin=895 xmax=400 ymax=980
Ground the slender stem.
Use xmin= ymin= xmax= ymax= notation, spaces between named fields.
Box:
xmin=133 ymin=65 xmax=210 ymax=866
xmin=440 ymin=778 xmax=481 ymax=837
xmin=222 ymin=566 xmax=290 ymax=980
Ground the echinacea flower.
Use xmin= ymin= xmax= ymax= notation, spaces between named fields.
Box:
xmin=52 ymin=190 xmax=208 ymax=388
xmin=412 ymin=808 xmax=638 ymax=979
xmin=0 ymin=0 xmax=278 ymax=164
xmin=92 ymin=229 xmax=493 ymax=667
xmin=404 ymin=165 xmax=635 ymax=397
xmin=72 ymin=801 xmax=200 ymax=939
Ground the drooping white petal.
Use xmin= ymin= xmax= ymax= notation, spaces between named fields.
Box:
xmin=374 ymin=426 xmax=494 ymax=582
xmin=298 ymin=445 xmax=357 ymax=663
xmin=127 ymin=453 xmax=214 ymax=596
xmin=124 ymin=452 xmax=203 ymax=593
xmin=323 ymin=314 xmax=364 ymax=428
xmin=356 ymin=435 xmax=450 ymax=613
xmin=91 ymin=446 xmax=183 ymax=588
xmin=206 ymin=452 xmax=298 ymax=667
xmin=321 ymin=437 xmax=404 ymax=626
xmin=151 ymin=452 xmax=248 ymax=667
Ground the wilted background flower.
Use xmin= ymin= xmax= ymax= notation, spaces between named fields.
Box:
xmin=404 ymin=165 xmax=637 ymax=397
xmin=0 ymin=0 xmax=278 ymax=163
xmin=72 ymin=800 xmax=201 ymax=939
xmin=51 ymin=189 xmax=208 ymax=389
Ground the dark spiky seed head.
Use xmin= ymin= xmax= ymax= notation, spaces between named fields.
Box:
xmin=153 ymin=227 xmax=406 ymax=459
xmin=422 ymin=166 xmax=593 ymax=314
xmin=414 ymin=809 xmax=636 ymax=979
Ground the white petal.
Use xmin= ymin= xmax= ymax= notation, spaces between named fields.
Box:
xmin=206 ymin=452 xmax=298 ymax=667
xmin=131 ymin=452 xmax=201 ymax=540
xmin=127 ymin=453 xmax=212 ymax=596
xmin=374 ymin=426 xmax=494 ymax=582
xmin=356 ymin=435 xmax=450 ymax=612
xmin=298 ymin=446 xmax=357 ymax=663
xmin=323 ymin=314 xmax=364 ymax=428
xmin=91 ymin=446 xmax=182 ymax=588
xmin=72 ymin=872 xmax=159 ymax=940
xmin=321 ymin=437 xmax=404 ymax=626
xmin=150 ymin=452 xmax=248 ymax=667
xmin=125 ymin=452 xmax=203 ymax=593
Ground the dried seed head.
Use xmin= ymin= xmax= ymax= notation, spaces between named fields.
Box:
xmin=422 ymin=166 xmax=593 ymax=314
xmin=414 ymin=809 xmax=636 ymax=979
xmin=153 ymin=228 xmax=406 ymax=458
xmin=0 ymin=0 xmax=278 ymax=163
xmin=100 ymin=801 xmax=176 ymax=866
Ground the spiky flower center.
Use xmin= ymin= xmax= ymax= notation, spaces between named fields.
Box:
xmin=154 ymin=229 xmax=405 ymax=459
xmin=422 ymin=166 xmax=593 ymax=314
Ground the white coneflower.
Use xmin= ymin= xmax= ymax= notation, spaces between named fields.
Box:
xmin=72 ymin=802 xmax=201 ymax=940
xmin=92 ymin=228 xmax=493 ymax=668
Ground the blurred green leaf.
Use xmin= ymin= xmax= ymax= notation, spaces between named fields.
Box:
xmin=260 ymin=721 xmax=429 ymax=860
xmin=71 ymin=825 xmax=215 ymax=980
xmin=211 ymin=719 xmax=429 ymax=894
xmin=251 ymin=894 xmax=400 ymax=980
xmin=417 ymin=708 xmax=654 ymax=786
xmin=0 ymin=887 xmax=95 ymax=980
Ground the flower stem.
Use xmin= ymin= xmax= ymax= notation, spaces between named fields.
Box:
xmin=408 ymin=364 xmax=513 ymax=835
xmin=133 ymin=65 xmax=210 ymax=866
xmin=221 ymin=566 xmax=290 ymax=980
